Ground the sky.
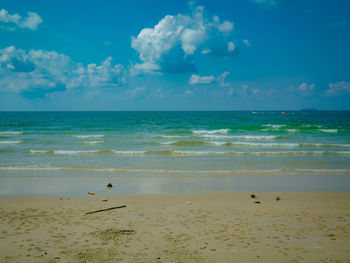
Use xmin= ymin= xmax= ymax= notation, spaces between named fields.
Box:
xmin=0 ymin=0 xmax=350 ymax=111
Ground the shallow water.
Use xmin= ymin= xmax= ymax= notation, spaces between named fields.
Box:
xmin=1 ymin=111 xmax=349 ymax=195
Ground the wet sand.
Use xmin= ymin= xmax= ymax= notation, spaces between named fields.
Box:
xmin=1 ymin=192 xmax=350 ymax=262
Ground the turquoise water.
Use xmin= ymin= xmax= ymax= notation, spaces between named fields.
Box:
xmin=1 ymin=111 xmax=350 ymax=196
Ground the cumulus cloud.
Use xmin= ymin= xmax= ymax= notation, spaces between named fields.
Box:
xmin=227 ymin=42 xmax=235 ymax=52
xmin=288 ymin=82 xmax=315 ymax=96
xmin=131 ymin=5 xmax=236 ymax=74
xmin=327 ymin=81 xmax=350 ymax=95
xmin=0 ymin=9 xmax=42 ymax=30
xmin=189 ymin=74 xmax=214 ymax=85
xmin=289 ymin=83 xmax=315 ymax=96
xmin=189 ymin=71 xmax=231 ymax=87
xmin=218 ymin=20 xmax=234 ymax=33
xmin=0 ymin=46 xmax=124 ymax=96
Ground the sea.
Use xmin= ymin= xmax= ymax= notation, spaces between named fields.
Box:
xmin=1 ymin=111 xmax=350 ymax=196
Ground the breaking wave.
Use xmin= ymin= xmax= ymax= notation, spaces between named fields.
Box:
xmin=0 ymin=131 xmax=23 ymax=136
xmin=0 ymin=140 xmax=23 ymax=144
xmin=191 ymin=129 xmax=231 ymax=135
xmin=29 ymin=149 xmax=350 ymax=156
xmin=0 ymin=165 xmax=349 ymax=176
xmin=74 ymin=135 xmax=105 ymax=139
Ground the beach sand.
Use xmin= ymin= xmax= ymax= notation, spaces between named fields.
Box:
xmin=1 ymin=192 xmax=350 ymax=262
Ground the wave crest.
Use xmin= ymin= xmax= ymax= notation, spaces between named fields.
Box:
xmin=192 ymin=129 xmax=231 ymax=135
xmin=74 ymin=135 xmax=105 ymax=138
xmin=0 ymin=131 xmax=23 ymax=136
xmin=0 ymin=140 xmax=23 ymax=144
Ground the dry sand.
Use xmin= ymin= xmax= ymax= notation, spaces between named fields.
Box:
xmin=1 ymin=192 xmax=350 ymax=262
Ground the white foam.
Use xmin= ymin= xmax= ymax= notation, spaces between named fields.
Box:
xmin=199 ymin=134 xmax=277 ymax=140
xmin=0 ymin=140 xmax=23 ymax=144
xmin=172 ymin=150 xmax=350 ymax=156
xmin=30 ymin=149 xmax=147 ymax=155
xmin=302 ymin=124 xmax=322 ymax=128
xmin=228 ymin=142 xmax=299 ymax=147
xmin=262 ymin=124 xmax=286 ymax=129
xmin=160 ymin=141 xmax=177 ymax=145
xmin=300 ymin=143 xmax=350 ymax=147
xmin=0 ymin=131 xmax=23 ymax=136
xmin=192 ymin=129 xmax=231 ymax=135
xmin=30 ymin=150 xmax=49 ymax=154
xmin=80 ymin=141 xmax=106 ymax=145
xmin=56 ymin=150 xmax=104 ymax=155
xmin=197 ymin=134 xmax=230 ymax=139
xmin=209 ymin=141 xmax=227 ymax=146
xmin=111 ymin=151 xmax=147 ymax=155
xmin=173 ymin=151 xmax=218 ymax=156
xmin=159 ymin=135 xmax=186 ymax=139
xmin=319 ymin=129 xmax=338 ymax=133
xmin=1 ymin=166 xmax=349 ymax=176
xmin=30 ymin=150 xmax=101 ymax=155
xmin=74 ymin=135 xmax=105 ymax=138
xmin=287 ymin=129 xmax=298 ymax=133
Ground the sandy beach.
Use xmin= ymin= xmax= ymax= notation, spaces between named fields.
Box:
xmin=1 ymin=192 xmax=350 ymax=263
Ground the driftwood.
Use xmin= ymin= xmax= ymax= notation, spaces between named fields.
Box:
xmin=86 ymin=205 xmax=126 ymax=215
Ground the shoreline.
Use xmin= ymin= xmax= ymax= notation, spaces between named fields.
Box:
xmin=1 ymin=192 xmax=350 ymax=262
xmin=2 ymin=173 xmax=350 ymax=196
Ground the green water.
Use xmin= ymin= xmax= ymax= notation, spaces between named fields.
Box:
xmin=0 ymin=111 xmax=349 ymax=195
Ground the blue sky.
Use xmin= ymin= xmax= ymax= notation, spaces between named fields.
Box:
xmin=0 ymin=0 xmax=349 ymax=110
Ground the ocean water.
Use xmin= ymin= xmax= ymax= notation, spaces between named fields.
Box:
xmin=1 ymin=111 xmax=350 ymax=196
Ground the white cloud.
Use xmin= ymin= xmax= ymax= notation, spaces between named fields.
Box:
xmin=218 ymin=71 xmax=230 ymax=87
xmin=242 ymin=39 xmax=251 ymax=47
xmin=201 ymin=49 xmax=211 ymax=54
xmin=131 ymin=5 xmax=236 ymax=74
xmin=189 ymin=74 xmax=214 ymax=85
xmin=131 ymin=62 xmax=161 ymax=75
xmin=218 ymin=21 xmax=234 ymax=33
xmin=298 ymin=83 xmax=315 ymax=91
xmin=181 ymin=28 xmax=208 ymax=55
xmin=227 ymin=42 xmax=235 ymax=52
xmin=20 ymin=12 xmax=42 ymax=30
xmin=327 ymin=81 xmax=350 ymax=96
xmin=189 ymin=71 xmax=232 ymax=87
xmin=0 ymin=46 xmax=124 ymax=95
xmin=0 ymin=9 xmax=42 ymax=30
xmin=0 ymin=9 xmax=20 ymax=24
xmin=226 ymin=84 xmax=259 ymax=97
xmin=289 ymin=82 xmax=315 ymax=96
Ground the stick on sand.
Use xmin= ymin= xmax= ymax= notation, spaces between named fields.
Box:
xmin=86 ymin=205 xmax=126 ymax=214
